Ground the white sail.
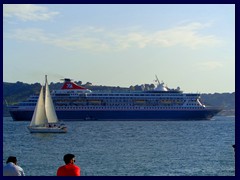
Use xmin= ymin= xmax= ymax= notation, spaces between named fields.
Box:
xmin=45 ymin=76 xmax=59 ymax=124
xmin=29 ymin=86 xmax=48 ymax=126
xmin=28 ymin=75 xmax=67 ymax=133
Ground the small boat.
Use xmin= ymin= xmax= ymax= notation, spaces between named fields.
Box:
xmin=27 ymin=75 xmax=67 ymax=133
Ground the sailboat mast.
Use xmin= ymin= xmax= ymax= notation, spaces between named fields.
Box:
xmin=45 ymin=75 xmax=48 ymax=85
xmin=45 ymin=75 xmax=59 ymax=123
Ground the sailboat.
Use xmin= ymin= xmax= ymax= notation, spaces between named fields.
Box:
xmin=27 ymin=75 xmax=67 ymax=133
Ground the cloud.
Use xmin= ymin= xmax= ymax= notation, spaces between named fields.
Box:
xmin=195 ymin=61 xmax=224 ymax=70
xmin=3 ymin=4 xmax=59 ymax=21
xmin=151 ymin=22 xmax=219 ymax=48
xmin=4 ymin=22 xmax=221 ymax=51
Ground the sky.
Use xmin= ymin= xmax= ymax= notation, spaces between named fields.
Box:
xmin=3 ymin=4 xmax=235 ymax=93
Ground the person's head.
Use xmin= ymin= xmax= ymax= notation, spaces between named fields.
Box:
xmin=6 ymin=156 xmax=17 ymax=164
xmin=63 ymin=154 xmax=75 ymax=164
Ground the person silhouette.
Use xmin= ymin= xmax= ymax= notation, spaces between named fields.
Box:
xmin=57 ymin=153 xmax=81 ymax=176
xmin=3 ymin=156 xmax=25 ymax=176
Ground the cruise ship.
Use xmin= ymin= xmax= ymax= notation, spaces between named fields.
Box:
xmin=8 ymin=77 xmax=222 ymax=121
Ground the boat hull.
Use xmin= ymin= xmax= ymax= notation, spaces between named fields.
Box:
xmin=27 ymin=126 xmax=67 ymax=133
xmin=10 ymin=108 xmax=221 ymax=121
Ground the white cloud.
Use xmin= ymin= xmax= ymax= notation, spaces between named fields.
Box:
xmin=3 ymin=4 xmax=59 ymax=21
xmin=5 ymin=28 xmax=57 ymax=48
xmin=151 ymin=23 xmax=219 ymax=48
xmin=195 ymin=61 xmax=224 ymax=70
xmin=4 ymin=22 xmax=221 ymax=51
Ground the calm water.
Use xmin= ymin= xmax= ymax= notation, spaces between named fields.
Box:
xmin=3 ymin=116 xmax=235 ymax=176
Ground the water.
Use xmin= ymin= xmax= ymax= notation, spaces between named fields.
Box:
xmin=3 ymin=116 xmax=235 ymax=176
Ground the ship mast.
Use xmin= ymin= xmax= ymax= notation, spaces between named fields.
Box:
xmin=155 ymin=75 xmax=160 ymax=85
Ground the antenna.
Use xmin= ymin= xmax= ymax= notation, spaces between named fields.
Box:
xmin=155 ymin=75 xmax=160 ymax=84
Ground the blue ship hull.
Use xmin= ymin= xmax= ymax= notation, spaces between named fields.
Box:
xmin=9 ymin=108 xmax=221 ymax=121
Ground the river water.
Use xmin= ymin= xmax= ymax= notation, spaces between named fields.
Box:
xmin=3 ymin=116 xmax=235 ymax=176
